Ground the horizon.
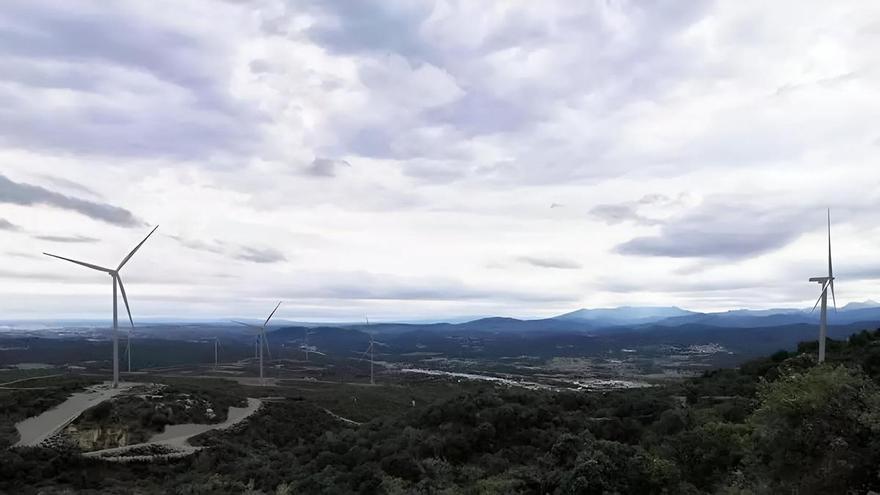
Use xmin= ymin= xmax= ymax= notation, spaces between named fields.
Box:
xmin=2 ymin=1 xmax=880 ymax=320
xmin=3 ymin=299 xmax=879 ymax=327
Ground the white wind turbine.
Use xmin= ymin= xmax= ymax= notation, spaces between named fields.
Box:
xmin=359 ymin=317 xmax=386 ymax=385
xmin=301 ymin=328 xmax=321 ymax=361
xmin=44 ymin=226 xmax=159 ymax=388
xmin=233 ymin=301 xmax=281 ymax=386
xmin=809 ymin=209 xmax=836 ymax=363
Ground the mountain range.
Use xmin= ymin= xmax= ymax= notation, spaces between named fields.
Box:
xmin=554 ymin=301 xmax=880 ymax=330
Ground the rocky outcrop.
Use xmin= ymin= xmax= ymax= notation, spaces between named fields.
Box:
xmin=64 ymin=424 xmax=132 ymax=451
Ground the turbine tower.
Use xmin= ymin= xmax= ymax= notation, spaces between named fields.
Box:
xmin=809 ymin=209 xmax=836 ymax=363
xmin=44 ymin=226 xmax=158 ymax=388
xmin=214 ymin=337 xmax=219 ymax=370
xmin=233 ymin=301 xmax=281 ymax=386
xmin=359 ymin=317 xmax=385 ymax=385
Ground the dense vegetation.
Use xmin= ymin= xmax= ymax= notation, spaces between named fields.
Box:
xmin=2 ymin=330 xmax=880 ymax=494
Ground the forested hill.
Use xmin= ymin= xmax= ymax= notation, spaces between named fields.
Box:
xmin=255 ymin=329 xmax=880 ymax=494
xmin=4 ymin=330 xmax=880 ymax=494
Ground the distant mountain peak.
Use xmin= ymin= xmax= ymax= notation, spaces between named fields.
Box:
xmin=554 ymin=306 xmax=696 ymax=324
xmin=841 ymin=300 xmax=880 ymax=311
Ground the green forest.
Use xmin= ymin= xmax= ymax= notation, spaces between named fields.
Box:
xmin=3 ymin=330 xmax=880 ymax=494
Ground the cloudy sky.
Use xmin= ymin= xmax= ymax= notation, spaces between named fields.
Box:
xmin=1 ymin=0 xmax=880 ymax=322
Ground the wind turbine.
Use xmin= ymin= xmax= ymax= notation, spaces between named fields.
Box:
xmin=233 ymin=301 xmax=281 ymax=386
xmin=213 ymin=337 xmax=219 ymax=370
xmin=301 ymin=328 xmax=319 ymax=361
xmin=44 ymin=226 xmax=158 ymax=388
xmin=359 ymin=317 xmax=386 ymax=385
xmin=809 ymin=209 xmax=836 ymax=363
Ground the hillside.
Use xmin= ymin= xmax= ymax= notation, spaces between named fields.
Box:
xmin=3 ymin=328 xmax=880 ymax=493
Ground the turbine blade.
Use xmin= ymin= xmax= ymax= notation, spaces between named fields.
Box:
xmin=826 ymin=209 xmax=837 ymax=312
xmin=263 ymin=329 xmax=272 ymax=360
xmin=116 ymin=275 xmax=135 ymax=328
xmin=830 ymin=280 xmax=837 ymax=312
xmin=827 ymin=208 xmax=833 ymax=279
xmin=231 ymin=320 xmax=261 ymax=329
xmin=359 ymin=343 xmax=372 ymax=361
xmin=117 ymin=225 xmax=159 ymax=271
xmin=811 ymin=281 xmax=829 ymax=313
xmin=43 ymin=253 xmax=112 ymax=273
xmin=263 ymin=301 xmax=282 ymax=328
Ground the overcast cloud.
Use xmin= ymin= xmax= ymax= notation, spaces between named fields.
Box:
xmin=1 ymin=0 xmax=880 ymax=321
xmin=0 ymin=174 xmax=144 ymax=227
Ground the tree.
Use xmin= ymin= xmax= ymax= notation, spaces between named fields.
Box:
xmin=746 ymin=365 xmax=880 ymax=493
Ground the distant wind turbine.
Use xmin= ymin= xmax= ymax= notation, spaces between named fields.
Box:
xmin=809 ymin=209 xmax=836 ymax=363
xmin=360 ymin=317 xmax=387 ymax=385
xmin=301 ymin=329 xmax=320 ymax=361
xmin=44 ymin=226 xmax=158 ymax=388
xmin=213 ymin=337 xmax=219 ymax=370
xmin=233 ymin=301 xmax=281 ymax=386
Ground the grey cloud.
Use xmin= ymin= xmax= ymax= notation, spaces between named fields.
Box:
xmin=425 ymin=90 xmax=535 ymax=136
xmin=235 ymin=246 xmax=287 ymax=264
xmin=615 ymin=200 xmax=808 ymax=259
xmin=0 ymin=0 xmax=261 ymax=159
xmin=600 ymin=276 xmax=769 ymax=294
xmin=347 ymin=128 xmax=395 ymax=159
xmin=303 ymin=284 xmax=568 ymax=303
xmin=0 ymin=218 xmax=21 ymax=231
xmin=784 ymin=262 xmax=880 ymax=283
xmin=170 ymin=234 xmax=287 ymax=264
xmin=517 ymin=255 xmax=582 ymax=270
xmin=257 ymin=272 xmax=578 ymax=303
xmin=0 ymin=174 xmax=143 ymax=227
xmin=775 ymin=72 xmax=859 ymax=97
xmin=34 ymin=175 xmax=101 ymax=198
xmin=5 ymin=251 xmax=39 ymax=259
xmin=33 ymin=234 xmax=99 ymax=243
xmin=638 ymin=194 xmax=679 ymax=205
xmin=402 ymin=160 xmax=468 ymax=183
xmin=590 ymin=204 xmax=660 ymax=226
xmin=294 ymin=1 xmax=436 ymax=62
xmin=169 ymin=235 xmax=227 ymax=255
xmin=306 ymin=157 xmax=351 ymax=177
xmin=279 ymin=1 xmax=715 ymax=176
xmin=590 ymin=194 xmax=682 ymax=226
xmin=249 ymin=59 xmax=272 ymax=74
xmin=0 ymin=269 xmax=75 ymax=281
